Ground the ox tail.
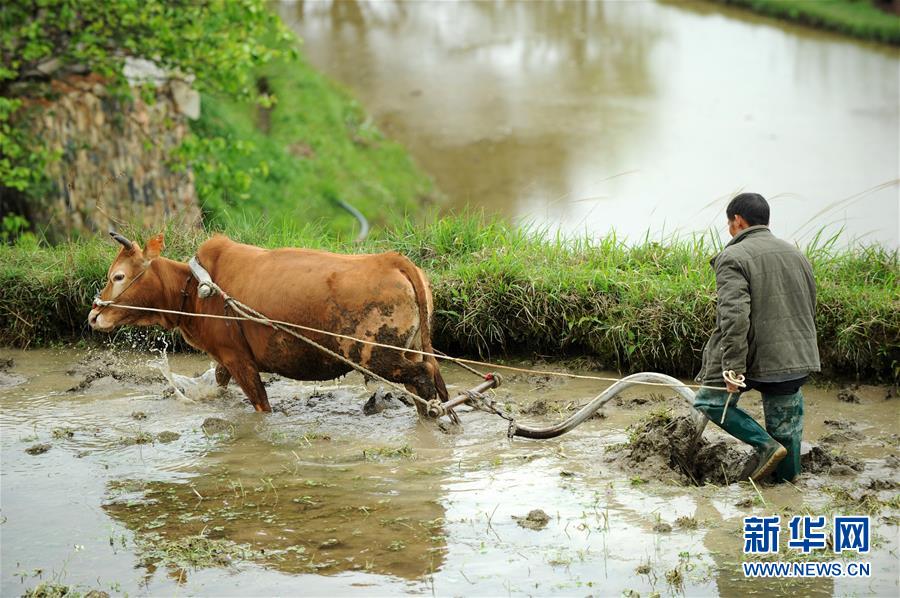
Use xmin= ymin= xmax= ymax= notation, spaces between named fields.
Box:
xmin=396 ymin=256 xmax=450 ymax=404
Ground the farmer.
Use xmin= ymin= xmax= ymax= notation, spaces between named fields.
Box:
xmin=693 ymin=193 xmax=820 ymax=482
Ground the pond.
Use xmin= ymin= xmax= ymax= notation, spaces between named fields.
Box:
xmin=281 ymin=0 xmax=899 ymax=248
xmin=1 ymin=349 xmax=897 ymax=595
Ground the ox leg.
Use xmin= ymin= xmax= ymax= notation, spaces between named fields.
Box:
xmin=214 ymin=363 xmax=231 ymax=388
xmin=221 ymin=357 xmax=271 ymax=413
xmin=381 ymin=358 xmax=439 ymax=417
xmin=403 ymin=384 xmax=429 ymax=417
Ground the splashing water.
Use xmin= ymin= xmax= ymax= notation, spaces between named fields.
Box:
xmin=149 ymin=347 xmax=220 ymax=402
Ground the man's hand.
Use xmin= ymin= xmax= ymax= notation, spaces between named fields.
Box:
xmin=723 ymin=370 xmax=745 ymax=393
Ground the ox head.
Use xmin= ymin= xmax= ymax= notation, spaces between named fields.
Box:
xmin=88 ymin=231 xmax=166 ymax=331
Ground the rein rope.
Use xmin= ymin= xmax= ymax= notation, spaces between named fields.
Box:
xmin=93 ymin=258 xmax=734 ymax=423
xmin=94 ymin=298 xmax=728 ymax=392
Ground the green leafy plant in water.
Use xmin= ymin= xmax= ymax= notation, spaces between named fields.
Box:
xmin=362 ymin=444 xmax=415 ymax=461
xmin=134 ymin=531 xmax=259 ymax=570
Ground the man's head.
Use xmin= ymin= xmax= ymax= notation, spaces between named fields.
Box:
xmin=726 ymin=193 xmax=769 ymax=237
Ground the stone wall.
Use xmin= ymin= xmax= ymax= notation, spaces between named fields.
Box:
xmin=23 ymin=72 xmax=202 ymax=237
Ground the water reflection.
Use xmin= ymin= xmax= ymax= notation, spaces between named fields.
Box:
xmin=282 ymin=0 xmax=899 ymax=248
xmin=103 ymin=438 xmax=450 ymax=581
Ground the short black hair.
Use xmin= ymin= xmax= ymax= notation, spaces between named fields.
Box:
xmin=726 ymin=193 xmax=769 ymax=226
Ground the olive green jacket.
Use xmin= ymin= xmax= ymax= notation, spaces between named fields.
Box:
xmin=696 ymin=225 xmax=820 ymax=384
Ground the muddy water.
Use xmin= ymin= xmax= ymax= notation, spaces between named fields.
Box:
xmin=1 ymin=349 xmax=898 ymax=596
xmin=282 ymin=0 xmax=899 ymax=248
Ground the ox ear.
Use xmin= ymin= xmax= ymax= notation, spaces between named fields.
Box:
xmin=143 ymin=233 xmax=165 ymax=262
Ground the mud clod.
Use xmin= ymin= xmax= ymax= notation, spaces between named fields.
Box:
xmin=611 ymin=392 xmax=668 ymax=409
xmin=66 ymin=353 xmax=164 ymax=392
xmin=26 ymin=443 xmax=51 ymax=455
xmin=653 ymin=521 xmax=672 ymax=533
xmin=867 ymin=478 xmax=898 ymax=490
xmin=837 ymin=387 xmax=861 ymax=404
xmin=823 ymin=419 xmax=854 ymax=430
xmin=0 ymin=357 xmax=25 ymax=389
xmin=363 ymin=390 xmax=405 ymax=415
xmin=801 ymin=444 xmax=864 ymax=474
xmin=319 ymin=538 xmax=342 ymax=549
xmin=830 ymin=464 xmax=856 ymax=476
xmin=514 ymin=509 xmax=551 ymax=530
xmin=507 ymin=373 xmax=567 ymax=390
xmin=608 ymin=410 xmax=753 ymax=485
xmin=156 ymin=431 xmax=181 ymax=443
xmin=122 ymin=431 xmax=154 ymax=445
xmin=201 ymin=417 xmax=233 ymax=436
xmin=521 ymin=398 xmax=551 ymax=416
xmin=819 ymin=429 xmax=864 ymax=444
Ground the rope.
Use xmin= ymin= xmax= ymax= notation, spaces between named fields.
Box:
xmin=93 ymin=300 xmax=729 ymax=393
xmin=221 ymin=291 xmax=440 ymax=416
xmin=97 ymin=280 xmax=460 ymax=422
xmin=720 ymin=369 xmax=747 ymax=424
xmin=434 ymin=347 xmax=487 ymax=378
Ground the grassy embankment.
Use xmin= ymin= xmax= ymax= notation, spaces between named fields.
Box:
xmin=185 ymin=38 xmax=436 ymax=237
xmin=1 ymin=217 xmax=897 ymax=382
xmin=713 ymin=0 xmax=900 ymax=44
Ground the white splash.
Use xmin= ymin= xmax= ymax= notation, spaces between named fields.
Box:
xmin=149 ymin=349 xmax=220 ymax=402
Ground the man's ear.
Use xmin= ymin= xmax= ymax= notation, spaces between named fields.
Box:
xmin=143 ymin=233 xmax=165 ymax=262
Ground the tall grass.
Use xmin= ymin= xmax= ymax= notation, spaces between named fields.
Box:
xmin=713 ymin=0 xmax=900 ymax=45
xmin=1 ymin=215 xmax=896 ymax=381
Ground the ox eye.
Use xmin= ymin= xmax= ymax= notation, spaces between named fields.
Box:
xmin=113 ymin=273 xmax=125 ymax=282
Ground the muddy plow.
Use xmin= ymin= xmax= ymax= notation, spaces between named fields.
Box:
xmin=436 ymin=370 xmax=710 ymax=443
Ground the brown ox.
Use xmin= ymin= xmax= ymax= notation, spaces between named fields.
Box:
xmin=88 ymin=232 xmax=449 ymax=414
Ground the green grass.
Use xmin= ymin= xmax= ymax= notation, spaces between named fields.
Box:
xmin=713 ymin=0 xmax=900 ymax=44
xmin=187 ymin=39 xmax=437 ymax=237
xmin=0 ymin=215 xmax=897 ymax=381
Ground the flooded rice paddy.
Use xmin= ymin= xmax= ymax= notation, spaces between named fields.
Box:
xmin=1 ymin=349 xmax=898 ymax=596
xmin=283 ymin=0 xmax=900 ymax=248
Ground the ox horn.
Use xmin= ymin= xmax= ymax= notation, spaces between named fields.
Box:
xmin=109 ymin=230 xmax=134 ymax=251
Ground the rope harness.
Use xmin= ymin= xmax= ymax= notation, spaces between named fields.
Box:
xmin=92 ymin=255 xmax=732 ymax=436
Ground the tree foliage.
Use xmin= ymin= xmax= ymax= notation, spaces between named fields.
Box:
xmin=0 ymin=0 xmax=296 ymax=198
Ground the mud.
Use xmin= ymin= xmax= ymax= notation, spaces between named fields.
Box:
xmin=837 ymin=386 xmax=861 ymax=403
xmin=200 ymin=417 xmax=233 ymax=436
xmin=2 ymin=348 xmax=898 ymax=597
xmin=66 ymin=352 xmax=166 ymax=392
xmin=155 ymin=431 xmax=180 ymax=443
xmin=609 ymin=392 xmax=669 ymax=410
xmin=25 ymin=443 xmax=51 ymax=455
xmin=819 ymin=429 xmax=864 ymax=444
xmin=362 ymin=389 xmax=406 ymax=415
xmin=514 ymin=509 xmax=551 ymax=530
xmin=0 ymin=355 xmax=26 ymax=388
xmin=606 ymin=409 xmax=754 ymax=486
xmin=506 ymin=372 xmax=568 ymax=390
xmin=801 ymin=444 xmax=865 ymax=474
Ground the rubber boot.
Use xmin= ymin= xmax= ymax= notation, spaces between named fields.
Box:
xmin=762 ymin=390 xmax=804 ymax=483
xmin=693 ymin=387 xmax=786 ymax=481
xmin=693 ymin=388 xmax=775 ymax=451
